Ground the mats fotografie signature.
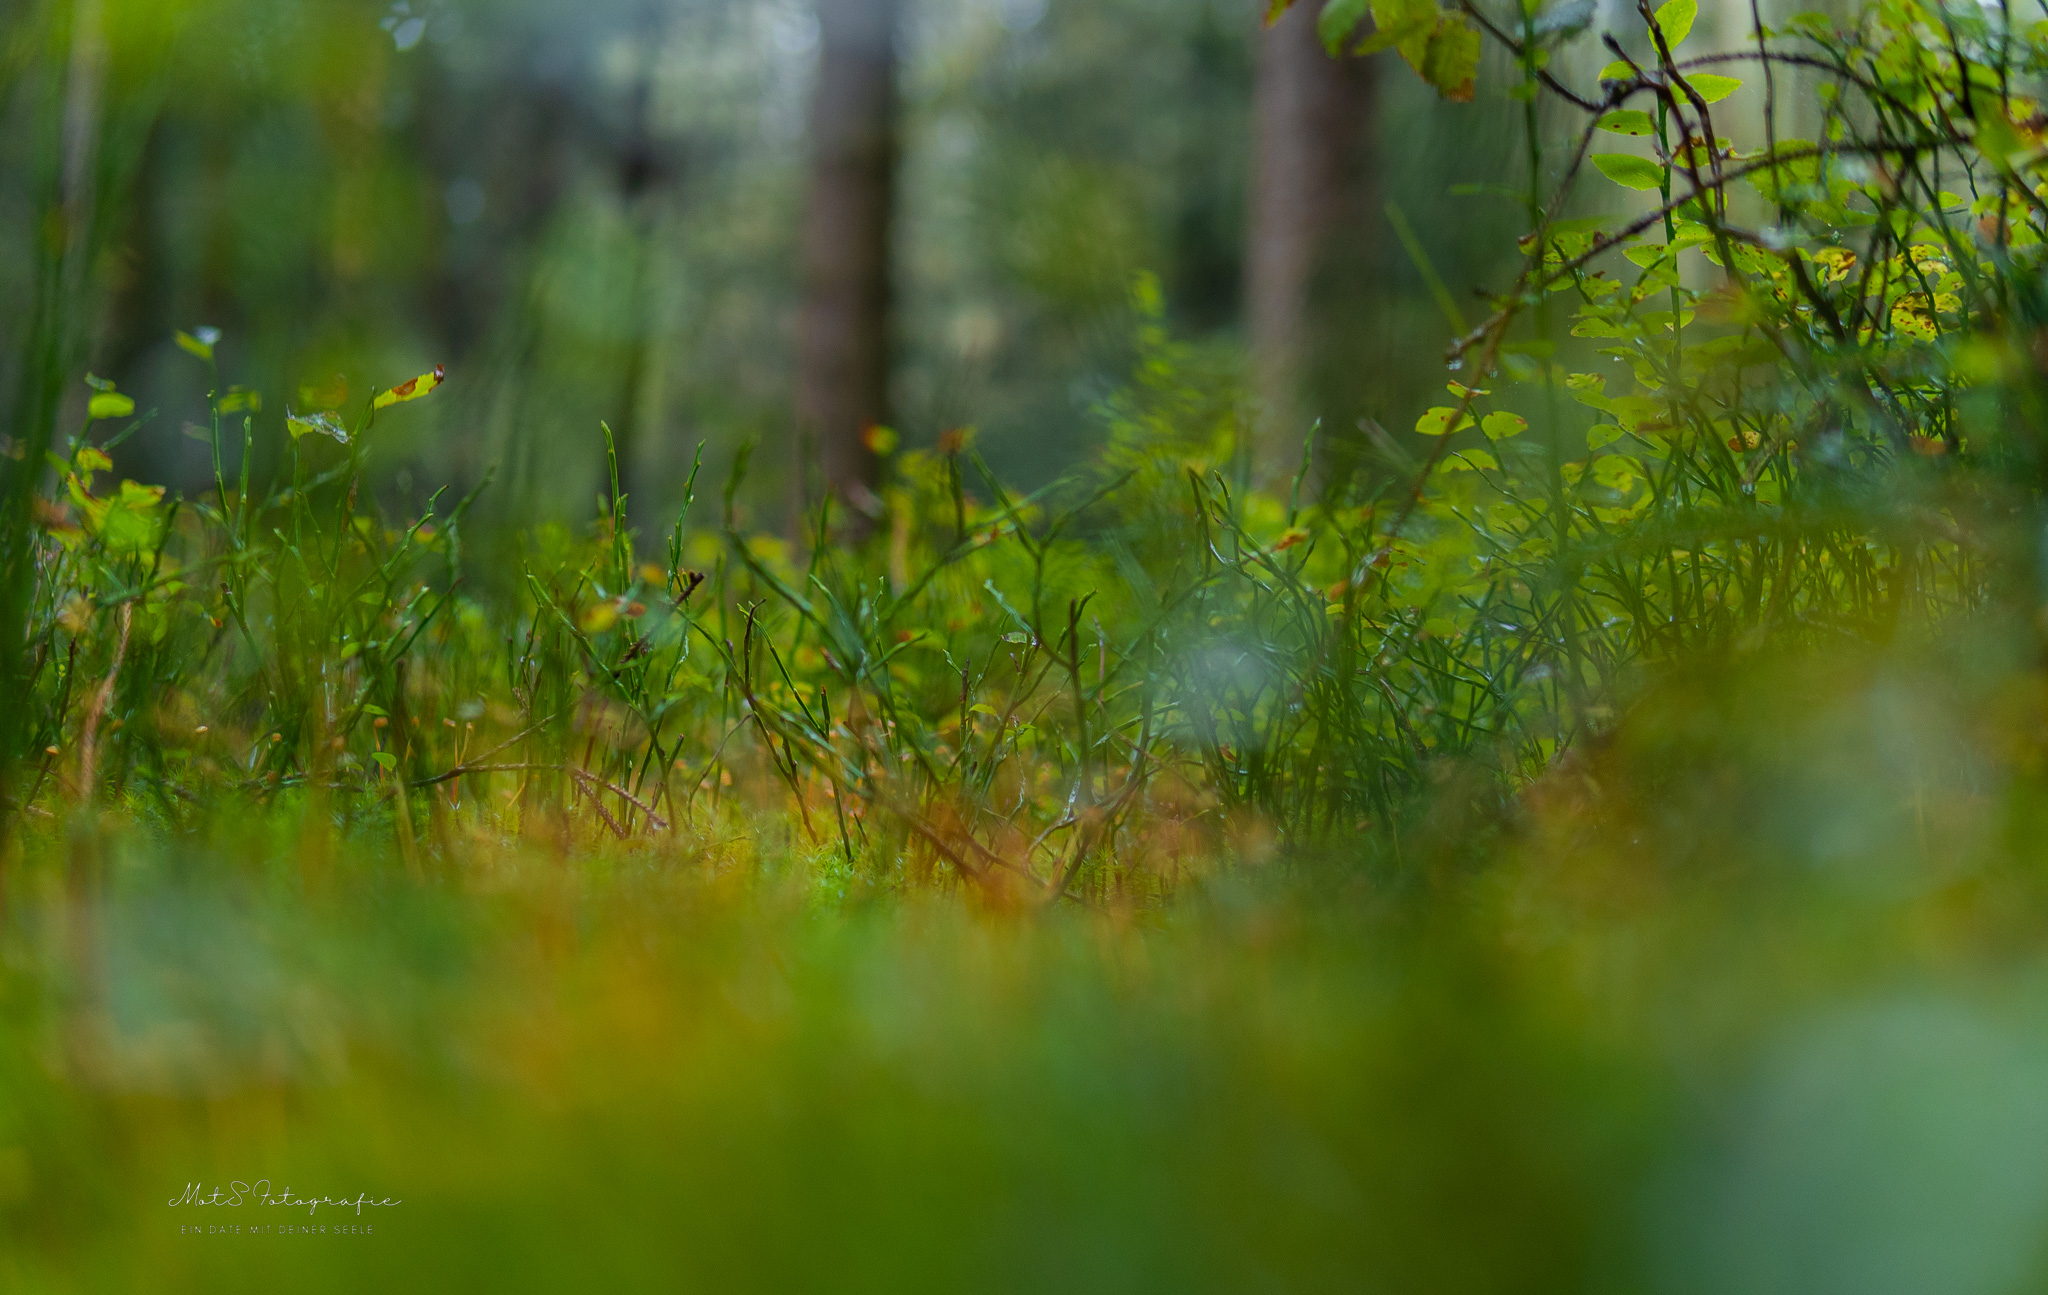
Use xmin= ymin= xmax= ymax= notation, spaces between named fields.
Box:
xmin=169 ymin=1181 xmax=402 ymax=1217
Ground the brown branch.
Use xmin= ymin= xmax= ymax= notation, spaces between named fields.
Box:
xmin=1455 ymin=0 xmax=1605 ymax=111
xmin=1445 ymin=137 xmax=1969 ymax=362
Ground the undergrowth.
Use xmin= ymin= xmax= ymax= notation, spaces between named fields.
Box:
xmin=9 ymin=0 xmax=2048 ymax=903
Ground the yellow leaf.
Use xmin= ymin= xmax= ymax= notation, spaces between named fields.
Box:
xmin=374 ymin=365 xmax=446 ymax=410
xmin=1890 ymin=302 xmax=1937 ymax=340
xmin=1811 ymin=247 xmax=1856 ymax=277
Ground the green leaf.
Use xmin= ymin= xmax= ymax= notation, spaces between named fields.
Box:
xmin=87 ymin=392 xmax=135 ymax=421
xmin=1418 ymin=13 xmax=1480 ymax=102
xmin=1598 ymin=59 xmax=1636 ymax=81
xmin=175 ymin=327 xmax=220 ymax=361
xmin=1439 ymin=449 xmax=1500 ymax=472
xmin=1354 ymin=11 xmax=1433 ymax=54
xmin=1592 ymin=454 xmax=1643 ymax=490
xmin=1416 ymin=406 xmax=1477 ymax=436
xmin=1592 ymin=153 xmax=1666 ymax=190
xmin=372 ymin=751 xmax=398 ymax=771
xmin=1367 ymin=0 xmax=1479 ymax=100
xmin=1587 ymin=423 xmax=1625 ymax=449
xmin=1481 ymin=411 xmax=1529 ymax=441
xmin=1972 ymin=103 xmax=2040 ymax=174
xmin=1670 ymin=220 xmax=1717 ymax=250
xmin=1566 ymin=373 xmax=1612 ymax=413
xmin=94 ymin=480 xmax=167 ymax=556
xmin=1650 ymin=0 xmax=1695 ymax=46
xmin=1597 ymin=110 xmax=1655 ymax=136
xmin=1686 ymin=73 xmax=1741 ymax=102
xmin=1368 ymin=0 xmax=1435 ymax=71
xmin=1639 ymin=308 xmax=1696 ymax=331
xmin=1318 ymin=0 xmax=1371 ymax=50
xmin=1607 ymin=396 xmax=1664 ymax=430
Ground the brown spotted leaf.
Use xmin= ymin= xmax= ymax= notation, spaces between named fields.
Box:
xmin=374 ymin=365 xmax=446 ymax=411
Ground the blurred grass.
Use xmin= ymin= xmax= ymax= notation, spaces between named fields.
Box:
xmin=11 ymin=621 xmax=2048 ymax=1292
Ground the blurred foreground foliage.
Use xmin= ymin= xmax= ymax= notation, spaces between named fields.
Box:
xmin=11 ymin=627 xmax=2048 ymax=1291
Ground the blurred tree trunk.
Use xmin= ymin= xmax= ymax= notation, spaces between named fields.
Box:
xmin=1245 ymin=2 xmax=1377 ymax=487
xmin=2 ymin=0 xmax=106 ymax=842
xmin=610 ymin=30 xmax=670 ymax=539
xmin=794 ymin=0 xmax=900 ymax=535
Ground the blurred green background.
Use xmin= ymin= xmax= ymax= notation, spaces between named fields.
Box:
xmin=0 ymin=0 xmax=1540 ymax=538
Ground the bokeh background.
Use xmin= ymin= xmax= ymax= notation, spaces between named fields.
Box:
xmin=0 ymin=0 xmax=1550 ymax=542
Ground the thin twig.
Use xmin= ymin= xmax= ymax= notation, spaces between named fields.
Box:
xmin=76 ymin=603 xmax=130 ymax=804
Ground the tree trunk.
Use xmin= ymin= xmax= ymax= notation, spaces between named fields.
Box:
xmin=794 ymin=0 xmax=900 ymax=534
xmin=1245 ymin=1 xmax=1377 ymax=486
xmin=609 ymin=31 xmax=669 ymax=539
